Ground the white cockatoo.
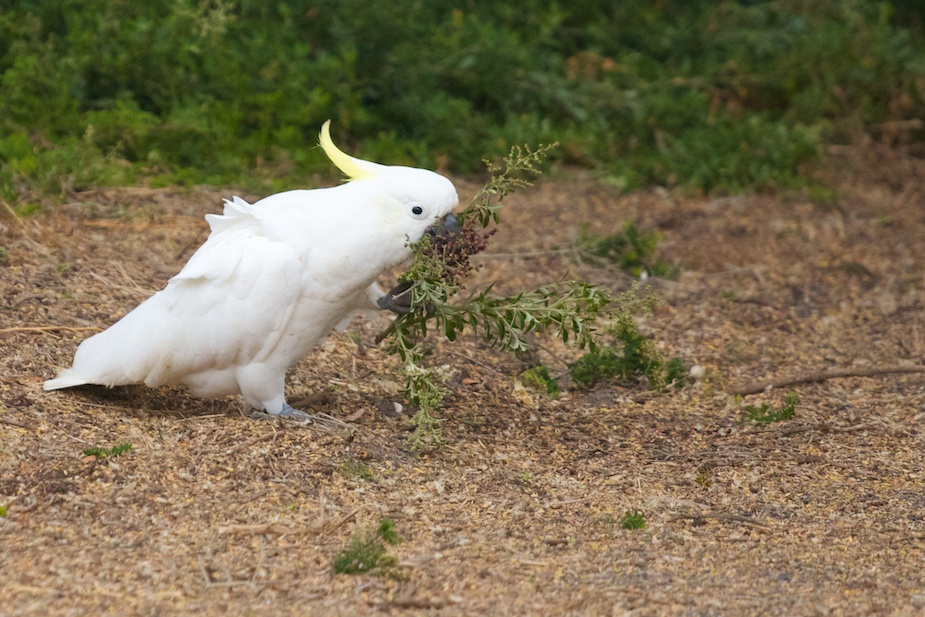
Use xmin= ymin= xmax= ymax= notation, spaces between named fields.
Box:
xmin=44 ymin=121 xmax=459 ymax=418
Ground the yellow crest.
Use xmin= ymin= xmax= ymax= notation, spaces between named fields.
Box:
xmin=319 ymin=120 xmax=383 ymax=181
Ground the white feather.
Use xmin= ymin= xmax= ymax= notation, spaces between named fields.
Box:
xmin=44 ymin=125 xmax=459 ymax=414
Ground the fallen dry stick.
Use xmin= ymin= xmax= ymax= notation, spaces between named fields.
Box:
xmin=216 ymin=523 xmax=307 ymax=536
xmin=670 ymin=512 xmax=770 ymax=531
xmin=0 ymin=417 xmax=30 ymax=430
xmin=217 ymin=506 xmax=361 ymax=538
xmin=729 ymin=365 xmax=925 ymax=396
xmin=0 ymin=325 xmax=102 ymax=336
xmin=0 ymin=195 xmax=23 ymax=231
xmin=225 ymin=430 xmax=277 ymax=454
xmin=322 ymin=506 xmax=361 ymax=534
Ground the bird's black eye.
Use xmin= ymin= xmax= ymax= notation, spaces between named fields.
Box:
xmin=411 ymin=206 xmax=424 ymax=216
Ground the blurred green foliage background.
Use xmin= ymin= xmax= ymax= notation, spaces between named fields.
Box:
xmin=1 ymin=0 xmax=924 ymax=202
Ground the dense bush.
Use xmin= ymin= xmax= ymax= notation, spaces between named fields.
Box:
xmin=1 ymin=0 xmax=923 ymax=202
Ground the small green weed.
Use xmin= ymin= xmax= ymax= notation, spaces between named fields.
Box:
xmin=0 ymin=246 xmax=8 ymax=265
xmin=665 ymin=357 xmax=688 ymax=387
xmin=82 ymin=442 xmax=133 ymax=459
xmin=0 ymin=504 xmax=7 ymax=517
xmin=12 ymin=203 xmax=41 ymax=217
xmin=569 ymin=348 xmax=627 ymax=389
xmin=337 ymin=459 xmax=375 ymax=481
xmin=621 ymin=511 xmax=646 ymax=530
xmin=333 ymin=519 xmax=405 ymax=579
xmin=695 ymin=468 xmax=713 ymax=488
xmin=520 ymin=365 xmax=559 ymax=397
xmin=579 ymin=222 xmax=679 ymax=279
xmin=807 ymin=186 xmax=839 ymax=210
xmin=570 ymin=309 xmax=686 ymax=391
xmin=742 ymin=392 xmax=798 ymax=424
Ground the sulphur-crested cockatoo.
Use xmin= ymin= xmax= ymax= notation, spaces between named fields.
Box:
xmin=44 ymin=121 xmax=459 ymax=418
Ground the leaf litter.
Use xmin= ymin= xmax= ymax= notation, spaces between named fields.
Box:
xmin=1 ymin=143 xmax=925 ymax=615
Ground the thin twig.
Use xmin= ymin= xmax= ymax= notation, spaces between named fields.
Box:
xmin=374 ymin=318 xmax=399 ymax=345
xmin=670 ymin=512 xmax=770 ymax=531
xmin=546 ymin=497 xmax=589 ymax=509
xmin=0 ymin=417 xmax=30 ymax=430
xmin=445 ymin=350 xmax=508 ymax=377
xmin=8 ymin=584 xmax=57 ymax=595
xmin=729 ymin=365 xmax=925 ymax=396
xmin=517 ymin=559 xmax=548 ymax=567
xmin=375 ymin=597 xmax=452 ymax=610
xmin=290 ymin=411 xmax=353 ymax=434
xmin=0 ymin=325 xmax=101 ymax=335
xmin=323 ymin=506 xmax=361 ymax=534
xmin=767 ymin=421 xmax=882 ymax=437
xmin=88 ymin=271 xmax=153 ymax=297
xmin=226 ymin=429 xmax=277 ymax=454
xmin=0 ymin=194 xmax=23 ymax=230
xmin=532 ymin=341 xmax=572 ymax=369
xmin=471 ymin=248 xmax=571 ymax=260
xmin=217 ymin=523 xmax=308 ymax=536
xmin=174 ymin=227 xmax=209 ymax=261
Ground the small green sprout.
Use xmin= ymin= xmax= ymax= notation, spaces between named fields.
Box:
xmin=520 ymin=365 xmax=559 ymax=397
xmin=82 ymin=442 xmax=133 ymax=459
xmin=743 ymin=392 xmax=798 ymax=424
xmin=579 ymin=221 xmax=679 ymax=279
xmin=570 ymin=305 xmax=686 ymax=391
xmin=695 ymin=471 xmax=712 ymax=488
xmin=333 ymin=519 xmax=404 ymax=579
xmin=337 ymin=460 xmax=375 ymax=481
xmin=621 ymin=511 xmax=647 ymax=530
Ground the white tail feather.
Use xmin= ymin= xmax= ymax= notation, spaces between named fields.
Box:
xmin=43 ymin=373 xmax=90 ymax=390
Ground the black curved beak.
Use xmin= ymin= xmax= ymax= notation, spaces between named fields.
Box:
xmin=425 ymin=213 xmax=460 ymax=239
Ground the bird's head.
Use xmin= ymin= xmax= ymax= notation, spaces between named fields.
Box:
xmin=319 ymin=121 xmax=459 ymax=245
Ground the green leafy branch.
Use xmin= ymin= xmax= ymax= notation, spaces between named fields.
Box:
xmin=379 ymin=143 xmax=654 ymax=449
xmin=461 ymin=144 xmax=558 ymax=229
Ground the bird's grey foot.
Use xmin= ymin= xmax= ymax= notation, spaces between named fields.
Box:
xmin=279 ymin=403 xmax=314 ymax=420
xmin=377 ymin=281 xmax=415 ymax=315
xmin=250 ymin=403 xmax=352 ymax=433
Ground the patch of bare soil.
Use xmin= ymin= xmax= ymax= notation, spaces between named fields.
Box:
xmin=2 ymin=144 xmax=924 ymax=616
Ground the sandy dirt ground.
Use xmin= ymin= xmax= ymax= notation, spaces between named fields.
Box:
xmin=2 ymin=142 xmax=924 ymax=616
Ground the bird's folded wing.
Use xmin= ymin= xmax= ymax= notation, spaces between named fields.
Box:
xmin=161 ymin=219 xmax=305 ymax=369
xmin=64 ymin=204 xmax=307 ymax=387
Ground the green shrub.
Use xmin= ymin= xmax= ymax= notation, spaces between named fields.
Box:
xmin=580 ymin=221 xmax=679 ymax=279
xmin=2 ymin=1 xmax=923 ymax=201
